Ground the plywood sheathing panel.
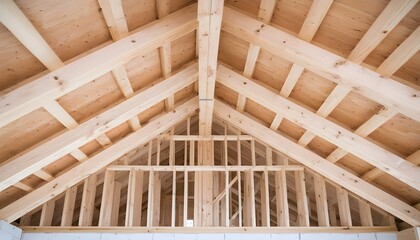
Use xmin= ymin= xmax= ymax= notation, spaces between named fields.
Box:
xmin=369 ymin=114 xmax=420 ymax=157
xmin=215 ymin=82 xmax=238 ymax=108
xmin=15 ymin=0 xmax=111 ymax=62
xmin=171 ymin=31 xmax=196 ymax=71
xmin=394 ymin=51 xmax=420 ymax=87
xmin=372 ymin=174 xmax=420 ymax=205
xmin=245 ymin=99 xmax=276 ymax=127
xmin=218 ymin=30 xmax=248 ymax=72
xmin=253 ymin=49 xmax=293 ymax=92
xmin=0 ymin=23 xmax=46 ymax=91
xmin=364 ymin=2 xmax=419 ymax=77
xmin=122 ymin=0 xmax=157 ymax=32
xmin=311 ymin=0 xmax=389 ymax=57
xmin=57 ymin=72 xmax=124 ymax=123
xmin=225 ymin=0 xmax=261 ymax=18
xmin=328 ymin=91 xmax=383 ymax=131
xmin=288 ymin=70 xmax=337 ymax=112
xmin=271 ymin=0 xmax=312 ymax=35
xmin=125 ymin=49 xmax=162 ymax=93
xmin=0 ymin=108 xmax=65 ymax=164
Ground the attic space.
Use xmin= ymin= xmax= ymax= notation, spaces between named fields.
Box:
xmin=0 ymin=0 xmax=419 ymax=239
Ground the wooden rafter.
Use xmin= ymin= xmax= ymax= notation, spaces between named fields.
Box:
xmin=198 ymin=0 xmax=224 ymax=135
xmin=213 ymin=99 xmax=420 ymax=226
xmin=222 ymin=6 xmax=420 ymax=122
xmin=0 ymin=4 xmax=197 ymax=129
xmin=217 ymin=64 xmax=420 ymax=190
xmin=0 ymin=64 xmax=198 ymax=192
xmin=0 ymin=97 xmax=198 ymax=222
xmin=291 ymin=0 xmax=418 ymax=148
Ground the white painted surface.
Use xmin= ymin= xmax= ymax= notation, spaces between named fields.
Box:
xmin=21 ymin=232 xmax=399 ymax=240
xmin=0 ymin=220 xmax=22 ymax=240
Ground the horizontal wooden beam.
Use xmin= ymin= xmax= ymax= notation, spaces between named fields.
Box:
xmin=0 ymin=3 xmax=198 ymax=128
xmin=106 ymin=165 xmax=303 ymax=171
xmin=0 ymin=64 xmax=198 ymax=192
xmin=164 ymin=135 xmax=253 ymax=141
xmin=0 ymin=97 xmax=199 ymax=222
xmin=213 ymin=99 xmax=420 ymax=226
xmin=20 ymin=226 xmax=397 ymax=233
xmin=217 ymin=64 xmax=420 ymax=190
xmin=221 ymin=6 xmax=420 ymax=122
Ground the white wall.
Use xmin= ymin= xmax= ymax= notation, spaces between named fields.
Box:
xmin=21 ymin=232 xmax=398 ymax=240
xmin=0 ymin=220 xmax=22 ymax=240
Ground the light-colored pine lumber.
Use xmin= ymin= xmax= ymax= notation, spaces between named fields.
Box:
xmin=79 ymin=175 xmax=97 ymax=226
xmin=0 ymin=98 xmax=198 ymax=223
xmin=222 ymin=7 xmax=420 ymax=122
xmin=0 ymin=64 xmax=198 ymax=192
xmin=0 ymin=4 xmax=198 ymax=128
xmin=336 ymin=187 xmax=352 ymax=227
xmin=314 ymin=175 xmax=330 ymax=226
xmin=39 ymin=200 xmax=55 ymax=227
xmin=217 ymin=65 xmax=420 ymax=190
xmin=213 ymin=99 xmax=420 ymax=226
xmin=295 ymin=171 xmax=310 ymax=226
xmin=125 ymin=171 xmax=144 ymax=226
xmin=61 ymin=186 xmax=78 ymax=226
xmin=198 ymin=0 xmax=224 ymax=135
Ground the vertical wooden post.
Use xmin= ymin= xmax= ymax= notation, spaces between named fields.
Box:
xmin=275 ymin=170 xmax=289 ymax=226
xmin=39 ymin=200 xmax=55 ymax=226
xmin=125 ymin=171 xmax=144 ymax=226
xmin=61 ymin=185 xmax=78 ymax=226
xmin=243 ymin=170 xmax=256 ymax=227
xmin=261 ymin=170 xmax=270 ymax=226
xmin=79 ymin=175 xmax=97 ymax=226
xmin=359 ymin=200 xmax=373 ymax=226
xmin=147 ymin=171 xmax=161 ymax=226
xmin=237 ymin=136 xmax=242 ymax=227
xmin=171 ymin=171 xmax=177 ymax=227
xmin=99 ymin=170 xmax=115 ymax=226
xmin=213 ymin=172 xmax=220 ymax=226
xmin=295 ymin=170 xmax=309 ymax=226
xmin=314 ymin=175 xmax=329 ymax=226
xmin=183 ymin=170 xmax=188 ymax=226
xmin=156 ymin=138 xmax=161 ymax=166
xmin=336 ymin=187 xmax=352 ymax=226
xmin=328 ymin=204 xmax=337 ymax=226
xmin=111 ymin=181 xmax=122 ymax=226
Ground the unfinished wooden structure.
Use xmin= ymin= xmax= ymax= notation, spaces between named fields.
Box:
xmin=0 ymin=0 xmax=419 ymax=235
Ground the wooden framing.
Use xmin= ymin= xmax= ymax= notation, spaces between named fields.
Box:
xmin=213 ymin=99 xmax=420 ymax=226
xmin=79 ymin=175 xmax=98 ymax=227
xmin=198 ymin=0 xmax=224 ymax=135
xmin=0 ymin=63 xmax=198 ymax=192
xmin=336 ymin=187 xmax=352 ymax=227
xmin=217 ymin=64 xmax=420 ymax=190
xmin=0 ymin=4 xmax=198 ymax=128
xmin=125 ymin=171 xmax=144 ymax=227
xmin=0 ymin=98 xmax=198 ymax=222
xmin=0 ymin=0 xmax=419 ymax=232
xmin=221 ymin=6 xmax=420 ymax=122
